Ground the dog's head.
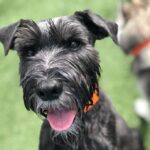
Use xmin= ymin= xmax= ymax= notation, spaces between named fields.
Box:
xmin=0 ymin=10 xmax=118 ymax=143
xmin=117 ymin=0 xmax=150 ymax=53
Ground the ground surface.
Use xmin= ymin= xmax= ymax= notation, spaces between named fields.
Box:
xmin=0 ymin=0 xmax=149 ymax=149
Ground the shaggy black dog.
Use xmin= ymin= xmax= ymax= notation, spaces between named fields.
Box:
xmin=0 ymin=10 xmax=144 ymax=150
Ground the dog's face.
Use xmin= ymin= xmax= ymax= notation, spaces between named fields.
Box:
xmin=0 ymin=10 xmax=117 ymax=142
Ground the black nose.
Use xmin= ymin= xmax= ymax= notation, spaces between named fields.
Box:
xmin=36 ymin=80 xmax=62 ymax=101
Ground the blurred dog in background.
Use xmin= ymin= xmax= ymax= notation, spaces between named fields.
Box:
xmin=117 ymin=0 xmax=150 ymax=123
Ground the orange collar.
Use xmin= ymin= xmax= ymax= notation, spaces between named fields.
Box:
xmin=131 ymin=39 xmax=150 ymax=57
xmin=84 ymin=90 xmax=100 ymax=113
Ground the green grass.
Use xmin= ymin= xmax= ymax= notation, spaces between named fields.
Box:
xmin=0 ymin=0 xmax=149 ymax=149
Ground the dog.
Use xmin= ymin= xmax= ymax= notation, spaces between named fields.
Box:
xmin=0 ymin=10 xmax=144 ymax=150
xmin=117 ymin=0 xmax=150 ymax=122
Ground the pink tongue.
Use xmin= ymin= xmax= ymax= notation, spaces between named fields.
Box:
xmin=47 ymin=110 xmax=76 ymax=131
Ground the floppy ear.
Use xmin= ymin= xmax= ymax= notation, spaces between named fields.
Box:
xmin=74 ymin=10 xmax=118 ymax=44
xmin=0 ymin=21 xmax=21 ymax=55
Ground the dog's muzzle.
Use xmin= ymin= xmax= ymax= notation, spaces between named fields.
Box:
xmin=35 ymin=79 xmax=77 ymax=131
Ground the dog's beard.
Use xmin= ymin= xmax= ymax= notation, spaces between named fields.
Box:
xmin=22 ymin=78 xmax=85 ymax=144
xmin=21 ymin=81 xmax=98 ymax=145
xmin=21 ymin=76 xmax=96 ymax=146
xmin=36 ymin=91 xmax=84 ymax=146
xmin=49 ymin=116 xmax=82 ymax=146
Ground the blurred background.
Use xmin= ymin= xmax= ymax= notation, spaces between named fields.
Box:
xmin=0 ymin=0 xmax=149 ymax=149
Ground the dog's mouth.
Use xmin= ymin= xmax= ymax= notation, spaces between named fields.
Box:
xmin=47 ymin=110 xmax=76 ymax=131
xmin=40 ymin=108 xmax=77 ymax=131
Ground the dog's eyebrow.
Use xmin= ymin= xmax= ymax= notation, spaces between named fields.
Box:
xmin=46 ymin=19 xmax=89 ymax=44
xmin=66 ymin=35 xmax=88 ymax=44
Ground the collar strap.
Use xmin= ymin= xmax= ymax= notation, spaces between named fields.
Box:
xmin=84 ymin=90 xmax=100 ymax=113
xmin=131 ymin=39 xmax=150 ymax=57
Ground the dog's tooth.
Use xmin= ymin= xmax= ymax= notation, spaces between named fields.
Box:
xmin=43 ymin=111 xmax=48 ymax=115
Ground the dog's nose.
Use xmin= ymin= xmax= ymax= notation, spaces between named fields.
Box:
xmin=36 ymin=80 xmax=62 ymax=101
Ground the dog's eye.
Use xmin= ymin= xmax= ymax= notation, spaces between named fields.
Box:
xmin=70 ymin=41 xmax=78 ymax=48
xmin=68 ymin=40 xmax=81 ymax=50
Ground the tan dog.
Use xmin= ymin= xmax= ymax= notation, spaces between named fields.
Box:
xmin=117 ymin=0 xmax=150 ymax=122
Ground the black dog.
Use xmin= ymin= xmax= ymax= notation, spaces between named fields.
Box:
xmin=0 ymin=10 xmax=144 ymax=150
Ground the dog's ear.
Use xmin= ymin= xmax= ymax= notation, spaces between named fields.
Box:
xmin=74 ymin=10 xmax=118 ymax=44
xmin=0 ymin=21 xmax=21 ymax=55
xmin=0 ymin=20 xmax=41 ymax=56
